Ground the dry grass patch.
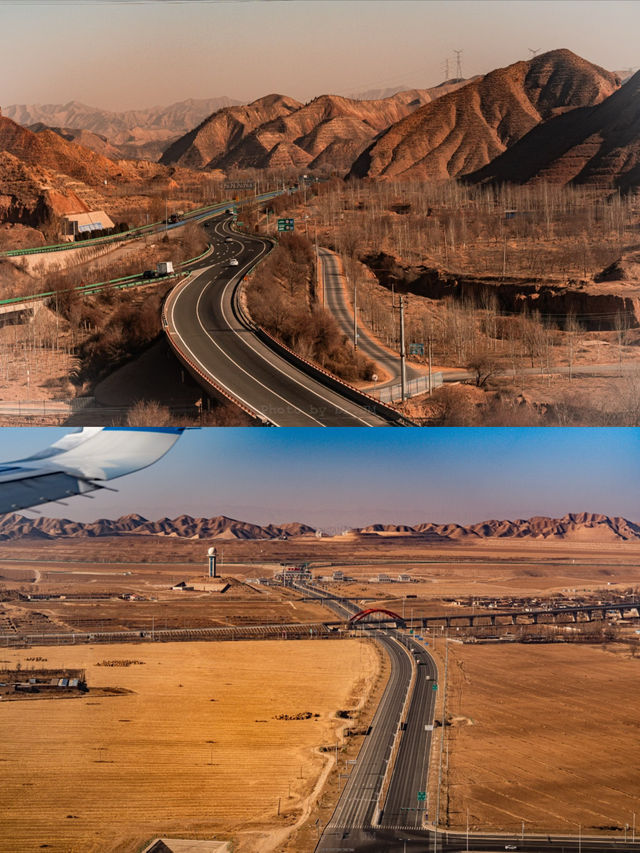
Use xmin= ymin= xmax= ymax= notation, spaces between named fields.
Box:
xmin=438 ymin=643 xmax=640 ymax=835
xmin=0 ymin=638 xmax=378 ymax=853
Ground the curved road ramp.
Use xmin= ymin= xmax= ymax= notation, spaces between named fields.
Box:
xmin=163 ymin=216 xmax=413 ymax=426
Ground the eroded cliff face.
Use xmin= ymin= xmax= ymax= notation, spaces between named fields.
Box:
xmin=362 ymin=251 xmax=640 ymax=330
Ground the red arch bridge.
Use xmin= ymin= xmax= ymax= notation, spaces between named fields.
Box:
xmin=348 ymin=608 xmax=405 ymax=626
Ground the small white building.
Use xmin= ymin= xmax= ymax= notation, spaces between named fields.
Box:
xmin=61 ymin=210 xmax=115 ymax=240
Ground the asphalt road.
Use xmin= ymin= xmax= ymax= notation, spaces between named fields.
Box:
xmin=319 ymin=247 xmax=424 ymax=390
xmin=303 ymin=584 xmax=640 ymax=853
xmin=320 ymin=634 xmax=413 ymax=838
xmin=164 ymin=216 xmax=393 ymax=426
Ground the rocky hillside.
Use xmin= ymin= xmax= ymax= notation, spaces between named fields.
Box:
xmin=160 ymin=87 xmax=459 ymax=174
xmin=0 ymin=151 xmax=94 ymax=227
xmin=466 ymin=69 xmax=640 ymax=190
xmin=355 ymin=513 xmax=640 ymax=542
xmin=0 ymin=115 xmax=173 ymax=187
xmin=29 ymin=123 xmax=122 ymax=160
xmin=0 ymin=513 xmax=316 ymax=541
xmin=0 ymin=512 xmax=636 ymax=543
xmin=160 ymin=93 xmax=303 ymax=169
xmin=348 ymin=50 xmax=620 ymax=181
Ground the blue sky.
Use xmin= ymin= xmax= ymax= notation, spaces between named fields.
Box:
xmin=1 ymin=428 xmax=638 ymax=527
xmin=1 ymin=1 xmax=637 ymax=109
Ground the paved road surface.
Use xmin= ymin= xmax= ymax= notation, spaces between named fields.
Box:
xmin=164 ymin=217 xmax=396 ymax=426
xmin=319 ymin=247 xmax=424 ymax=390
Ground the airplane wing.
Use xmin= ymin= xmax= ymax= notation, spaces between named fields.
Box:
xmin=0 ymin=427 xmax=184 ymax=514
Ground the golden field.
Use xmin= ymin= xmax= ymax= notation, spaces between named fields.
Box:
xmin=0 ymin=639 xmax=378 ymax=853
xmin=434 ymin=642 xmax=640 ymax=835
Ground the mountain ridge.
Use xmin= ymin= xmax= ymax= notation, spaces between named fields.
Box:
xmin=348 ymin=49 xmax=620 ymax=181
xmin=0 ymin=513 xmax=637 ymax=542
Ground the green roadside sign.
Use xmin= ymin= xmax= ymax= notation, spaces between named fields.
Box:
xmin=417 ymin=791 xmax=426 ymax=801
xmin=277 ymin=218 xmax=294 ymax=231
xmin=432 ymin=683 xmax=438 ymax=690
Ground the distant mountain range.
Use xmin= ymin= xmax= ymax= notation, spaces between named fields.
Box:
xmin=1 ymin=49 xmax=639 ymax=238
xmin=2 ymin=97 xmax=241 ymax=160
xmin=0 ymin=512 xmax=637 ymax=542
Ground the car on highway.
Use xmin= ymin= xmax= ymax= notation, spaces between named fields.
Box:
xmin=225 ymin=237 xmax=234 ymax=243
xmin=228 ymin=258 xmax=239 ymax=266
xmin=504 ymin=846 xmax=517 ymax=851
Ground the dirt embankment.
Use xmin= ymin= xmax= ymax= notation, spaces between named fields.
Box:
xmin=363 ymin=251 xmax=640 ymax=331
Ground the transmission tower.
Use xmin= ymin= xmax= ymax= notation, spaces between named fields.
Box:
xmin=454 ymin=49 xmax=463 ymax=81
xmin=528 ymin=48 xmax=541 ymax=58
xmin=443 ymin=57 xmax=450 ymax=81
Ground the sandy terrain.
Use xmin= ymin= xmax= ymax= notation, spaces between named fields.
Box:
xmin=0 ymin=638 xmax=379 ymax=853
xmin=429 ymin=642 xmax=640 ymax=835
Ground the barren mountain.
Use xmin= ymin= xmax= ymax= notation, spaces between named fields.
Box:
xmin=160 ymin=88 xmax=456 ymax=174
xmin=354 ymin=514 xmax=640 ymax=542
xmin=29 ymin=123 xmax=122 ymax=160
xmin=161 ymin=94 xmax=303 ymax=169
xmin=348 ymin=50 xmax=620 ymax=181
xmin=0 ymin=514 xmax=315 ymax=541
xmin=466 ymin=69 xmax=640 ymax=190
xmin=4 ymin=97 xmax=241 ymax=159
xmin=0 ymin=150 xmax=93 ymax=227
xmin=0 ymin=115 xmax=173 ymax=187
xmin=1 ymin=513 xmax=635 ymax=543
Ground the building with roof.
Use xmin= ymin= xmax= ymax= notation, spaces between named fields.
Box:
xmin=61 ymin=210 xmax=115 ymax=240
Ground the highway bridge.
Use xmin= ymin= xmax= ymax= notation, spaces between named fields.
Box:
xmin=163 ymin=215 xmax=410 ymax=426
xmin=301 ymin=582 xmax=640 ymax=853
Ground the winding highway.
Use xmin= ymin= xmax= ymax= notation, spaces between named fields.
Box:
xmin=164 ymin=216 xmax=404 ymax=426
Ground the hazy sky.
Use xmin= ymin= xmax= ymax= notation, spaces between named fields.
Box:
xmin=1 ymin=0 xmax=638 ymax=110
xmin=1 ymin=427 xmax=638 ymax=528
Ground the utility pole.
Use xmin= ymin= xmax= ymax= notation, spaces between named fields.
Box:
xmin=399 ymin=295 xmax=407 ymax=401
xmin=454 ymin=49 xmax=463 ymax=81
xmin=428 ymin=336 xmax=433 ymax=394
xmin=353 ymin=276 xmax=358 ymax=350
xmin=315 ymin=223 xmax=321 ymax=306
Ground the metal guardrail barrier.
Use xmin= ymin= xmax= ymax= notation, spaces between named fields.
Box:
xmin=368 ymin=372 xmax=443 ymax=403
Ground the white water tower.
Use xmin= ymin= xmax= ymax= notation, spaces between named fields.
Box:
xmin=207 ymin=547 xmax=218 ymax=578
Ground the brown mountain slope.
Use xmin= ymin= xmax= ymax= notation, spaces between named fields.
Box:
xmin=466 ymin=69 xmax=640 ymax=189
xmin=0 ymin=115 xmax=171 ymax=186
xmin=0 ymin=151 xmax=92 ymax=226
xmin=353 ymin=513 xmax=640 ymax=542
xmin=161 ymin=89 xmax=449 ymax=174
xmin=0 ymin=513 xmax=315 ymax=541
xmin=348 ymin=49 xmax=620 ymax=181
xmin=160 ymin=94 xmax=303 ymax=168
xmin=29 ymin=123 xmax=122 ymax=160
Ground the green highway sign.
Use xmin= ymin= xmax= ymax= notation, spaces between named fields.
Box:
xmin=417 ymin=791 xmax=426 ymax=801
xmin=432 ymin=683 xmax=438 ymax=690
xmin=277 ymin=218 xmax=295 ymax=231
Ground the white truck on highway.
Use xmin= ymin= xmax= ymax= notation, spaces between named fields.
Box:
xmin=156 ymin=261 xmax=174 ymax=276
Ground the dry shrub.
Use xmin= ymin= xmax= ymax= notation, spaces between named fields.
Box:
xmin=246 ymin=234 xmax=374 ymax=382
xmin=126 ymin=400 xmax=172 ymax=426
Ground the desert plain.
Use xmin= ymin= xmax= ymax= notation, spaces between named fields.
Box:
xmin=1 ymin=530 xmax=639 ymax=849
